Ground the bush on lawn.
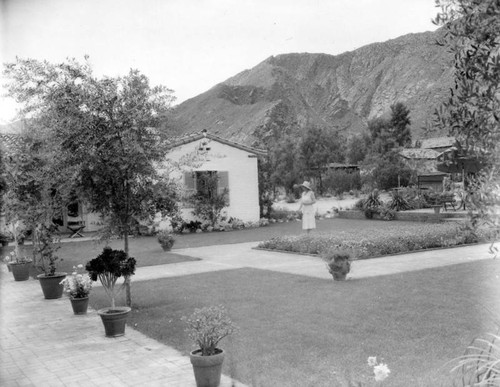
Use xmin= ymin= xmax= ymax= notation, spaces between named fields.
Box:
xmin=257 ymin=223 xmax=480 ymax=259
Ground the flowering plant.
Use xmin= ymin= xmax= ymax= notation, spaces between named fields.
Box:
xmin=181 ymin=305 xmax=237 ymax=356
xmin=367 ymin=356 xmax=391 ymax=382
xmin=60 ymin=264 xmax=93 ymax=299
xmin=4 ymin=249 xmax=32 ymax=264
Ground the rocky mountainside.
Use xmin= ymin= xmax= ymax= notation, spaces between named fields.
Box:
xmin=170 ymin=28 xmax=453 ymax=147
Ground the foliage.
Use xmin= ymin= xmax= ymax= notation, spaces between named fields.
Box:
xmin=257 ymin=222 xmax=481 ymax=258
xmin=322 ymin=250 xmax=352 ymax=280
xmin=157 ymin=230 xmax=175 ymax=250
xmin=299 ymin=126 xmax=345 ymax=194
xmin=86 ymin=247 xmax=136 ymax=309
xmin=388 ymin=189 xmax=411 ymax=211
xmin=432 ymin=0 xmax=500 ymax=256
xmin=378 ymin=204 xmax=396 ymax=221
xmin=191 ymin=172 xmax=229 ymax=227
xmin=390 ymin=102 xmax=412 ymax=147
xmin=362 ymin=152 xmax=412 ymax=190
xmin=449 ymin=333 xmax=500 ymax=386
xmin=268 ymin=134 xmax=302 ymax=194
xmin=323 ymin=169 xmax=361 ymax=196
xmin=33 ymin=223 xmax=62 ymax=276
xmin=60 ymin=264 xmax=93 ymax=299
xmin=181 ymin=305 xmax=237 ymax=356
xmin=345 ymin=133 xmax=370 ymax=165
xmin=4 ymin=57 xmax=175 ymax=305
xmin=269 ymin=207 xmax=302 ymax=222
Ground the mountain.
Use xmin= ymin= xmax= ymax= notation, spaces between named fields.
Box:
xmin=170 ymin=28 xmax=453 ymax=147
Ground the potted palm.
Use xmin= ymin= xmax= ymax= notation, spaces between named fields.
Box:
xmin=60 ymin=264 xmax=93 ymax=315
xmin=4 ymin=249 xmax=32 ymax=281
xmin=35 ymin=224 xmax=67 ymax=299
xmin=323 ymin=250 xmax=352 ymax=281
xmin=157 ymin=230 xmax=175 ymax=251
xmin=85 ymin=247 xmax=136 ymax=337
xmin=182 ymin=305 xmax=237 ymax=387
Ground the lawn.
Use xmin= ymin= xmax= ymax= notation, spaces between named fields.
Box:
xmin=2 ymin=218 xmax=471 ymax=273
xmin=89 ymin=259 xmax=500 ymax=387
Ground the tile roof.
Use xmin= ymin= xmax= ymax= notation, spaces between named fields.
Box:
xmin=419 ymin=137 xmax=456 ymax=149
xmin=399 ymin=148 xmax=441 ymax=159
xmin=166 ymin=132 xmax=267 ymax=156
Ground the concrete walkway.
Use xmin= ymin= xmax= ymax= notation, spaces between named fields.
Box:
xmin=0 ymin=241 xmax=495 ymax=386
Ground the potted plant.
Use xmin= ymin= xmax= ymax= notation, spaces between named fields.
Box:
xmin=60 ymin=264 xmax=93 ymax=315
xmin=34 ymin=223 xmax=67 ymax=299
xmin=157 ymin=229 xmax=175 ymax=251
xmin=182 ymin=305 xmax=237 ymax=387
xmin=0 ymin=231 xmax=12 ymax=247
xmin=4 ymin=249 xmax=32 ymax=281
xmin=323 ymin=250 xmax=352 ymax=281
xmin=86 ymin=247 xmax=136 ymax=337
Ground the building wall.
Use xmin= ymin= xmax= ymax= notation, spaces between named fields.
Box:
xmin=165 ymin=139 xmax=260 ymax=222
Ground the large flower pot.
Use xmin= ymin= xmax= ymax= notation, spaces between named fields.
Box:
xmin=9 ymin=262 xmax=32 ymax=281
xmin=97 ymin=307 xmax=131 ymax=337
xmin=70 ymin=297 xmax=89 ymax=315
xmin=332 ymin=272 xmax=348 ymax=281
xmin=189 ymin=349 xmax=225 ymax=387
xmin=37 ymin=273 xmax=67 ymax=299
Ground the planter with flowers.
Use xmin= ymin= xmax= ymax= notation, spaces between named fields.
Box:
xmin=323 ymin=250 xmax=352 ymax=281
xmin=60 ymin=264 xmax=93 ymax=315
xmin=182 ymin=305 xmax=237 ymax=387
xmin=4 ymin=250 xmax=32 ymax=281
xmin=85 ymin=247 xmax=136 ymax=337
xmin=34 ymin=224 xmax=67 ymax=299
xmin=157 ymin=230 xmax=175 ymax=251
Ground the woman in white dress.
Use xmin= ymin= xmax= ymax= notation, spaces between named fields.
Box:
xmin=298 ymin=181 xmax=316 ymax=233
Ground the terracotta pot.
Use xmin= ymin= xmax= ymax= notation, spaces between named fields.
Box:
xmin=332 ymin=272 xmax=347 ymax=281
xmin=9 ymin=262 xmax=31 ymax=281
xmin=37 ymin=273 xmax=67 ymax=299
xmin=97 ymin=307 xmax=131 ymax=337
xmin=189 ymin=348 xmax=225 ymax=387
xmin=70 ymin=296 xmax=89 ymax=315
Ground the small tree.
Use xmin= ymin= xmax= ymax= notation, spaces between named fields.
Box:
xmin=3 ymin=57 xmax=176 ymax=304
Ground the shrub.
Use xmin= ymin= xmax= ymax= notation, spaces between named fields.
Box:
xmin=157 ymin=230 xmax=175 ymax=251
xmin=323 ymin=169 xmax=361 ymax=196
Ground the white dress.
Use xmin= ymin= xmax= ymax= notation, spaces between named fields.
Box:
xmin=300 ymin=190 xmax=316 ymax=230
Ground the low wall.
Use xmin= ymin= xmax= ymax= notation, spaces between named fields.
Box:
xmin=338 ymin=210 xmax=465 ymax=223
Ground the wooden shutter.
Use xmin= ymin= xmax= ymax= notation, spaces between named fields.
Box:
xmin=184 ymin=172 xmax=196 ymax=194
xmin=218 ymin=171 xmax=229 ymax=204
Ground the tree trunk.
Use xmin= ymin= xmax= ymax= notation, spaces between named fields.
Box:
xmin=124 ymin=230 xmax=132 ymax=307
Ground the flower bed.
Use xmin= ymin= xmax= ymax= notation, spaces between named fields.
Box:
xmin=257 ymin=223 xmax=480 ymax=259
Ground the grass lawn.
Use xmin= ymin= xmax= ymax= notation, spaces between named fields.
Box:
xmin=2 ymin=237 xmax=200 ymax=274
xmin=1 ymin=218 xmax=469 ymax=273
xmin=89 ymin=259 xmax=500 ymax=387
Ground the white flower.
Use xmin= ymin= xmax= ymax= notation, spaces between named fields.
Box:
xmin=367 ymin=356 xmax=377 ymax=367
xmin=77 ymin=264 xmax=83 ymax=269
xmin=373 ymin=363 xmax=390 ymax=382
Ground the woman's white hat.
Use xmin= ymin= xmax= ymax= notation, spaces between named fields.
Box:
xmin=301 ymin=181 xmax=312 ymax=190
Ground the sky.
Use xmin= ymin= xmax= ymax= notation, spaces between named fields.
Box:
xmin=0 ymin=0 xmax=439 ymax=123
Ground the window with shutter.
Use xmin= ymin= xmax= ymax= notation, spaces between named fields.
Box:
xmin=184 ymin=172 xmax=196 ymax=194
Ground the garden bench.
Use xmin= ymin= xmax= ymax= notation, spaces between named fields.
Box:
xmin=440 ymin=193 xmax=457 ymax=211
xmin=67 ymin=220 xmax=85 ymax=238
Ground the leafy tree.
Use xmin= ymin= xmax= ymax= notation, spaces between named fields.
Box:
xmin=433 ymin=0 xmax=500 ymax=252
xmin=299 ymin=126 xmax=345 ymax=194
xmin=3 ymin=129 xmax=71 ymax=274
xmin=346 ymin=133 xmax=371 ymax=164
xmin=3 ymin=57 xmax=176 ymax=305
xmin=390 ymin=102 xmax=412 ymax=147
xmin=269 ymin=134 xmax=302 ymax=195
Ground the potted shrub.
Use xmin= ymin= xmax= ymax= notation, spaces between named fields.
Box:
xmin=181 ymin=305 xmax=237 ymax=387
xmin=34 ymin=224 xmax=67 ymax=299
xmin=4 ymin=249 xmax=32 ymax=281
xmin=323 ymin=250 xmax=352 ymax=281
xmin=60 ymin=264 xmax=93 ymax=315
xmin=157 ymin=230 xmax=175 ymax=251
xmin=86 ymin=247 xmax=136 ymax=337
